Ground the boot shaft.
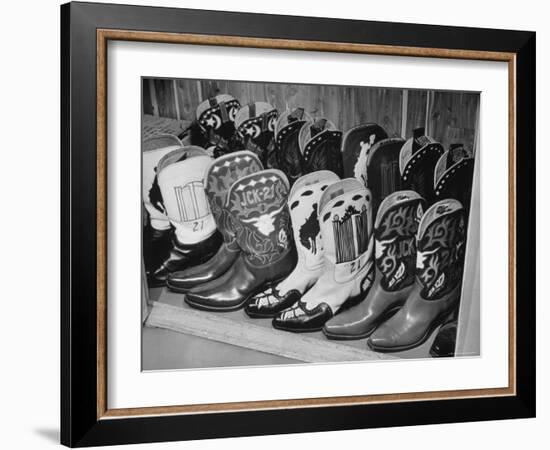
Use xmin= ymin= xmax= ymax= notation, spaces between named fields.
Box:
xmin=374 ymin=191 xmax=425 ymax=291
xmin=288 ymin=171 xmax=340 ymax=270
xmin=298 ymin=118 xmax=344 ymax=177
xmin=399 ymin=127 xmax=444 ymax=205
xmin=274 ymin=108 xmax=312 ymax=185
xmin=227 ymin=169 xmax=291 ymax=265
xmin=318 ymin=178 xmax=373 ymax=282
xmin=416 ymin=199 xmax=467 ymax=300
xmin=204 ymin=151 xmax=263 ymax=245
xmin=157 ymin=146 xmax=216 ymax=244
xmin=196 ymin=94 xmax=241 ymax=142
xmin=235 ymin=102 xmax=278 ymax=166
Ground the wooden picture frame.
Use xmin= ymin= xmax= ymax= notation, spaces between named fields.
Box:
xmin=61 ymin=2 xmax=535 ymax=447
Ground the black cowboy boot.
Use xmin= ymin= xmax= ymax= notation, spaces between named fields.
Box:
xmin=235 ymin=102 xmax=278 ymax=168
xmin=399 ymin=127 xmax=444 ymax=205
xmin=245 ymin=170 xmax=340 ymax=318
xmin=272 ymin=179 xmax=374 ymax=332
xmin=299 ymin=118 xmax=344 ymax=177
xmin=194 ymin=94 xmax=242 ymax=156
xmin=366 ymin=137 xmax=406 ymax=215
xmin=368 ymin=199 xmax=467 ymax=352
xmin=323 ymin=191 xmax=425 ymax=340
xmin=185 ymin=169 xmax=296 ymax=311
xmin=166 ymin=151 xmax=263 ymax=292
xmin=274 ymin=107 xmax=312 ymax=185
xmin=434 ymin=143 xmax=475 ymax=215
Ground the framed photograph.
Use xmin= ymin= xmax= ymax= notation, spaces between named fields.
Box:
xmin=61 ymin=1 xmax=535 ymax=447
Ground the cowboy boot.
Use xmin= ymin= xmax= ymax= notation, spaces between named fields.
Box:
xmin=245 ymin=170 xmax=340 ymax=318
xmin=272 ymin=178 xmax=374 ymax=332
xmin=434 ymin=143 xmax=475 ymax=216
xmin=341 ymin=123 xmax=388 ymax=186
xmin=185 ymin=169 xmax=296 ymax=311
xmin=368 ymin=199 xmax=467 ymax=352
xmin=195 ymin=94 xmax=242 ymax=155
xmin=274 ymin=107 xmax=312 ymax=185
xmin=149 ymin=146 xmax=222 ymax=287
xmin=399 ymin=127 xmax=444 ymax=205
xmin=323 ymin=191 xmax=425 ymax=340
xmin=366 ymin=137 xmax=406 ymax=215
xmin=166 ymin=151 xmax=264 ymax=292
xmin=142 ymin=134 xmax=183 ymax=276
xmin=235 ymin=102 xmax=278 ymax=168
xmin=299 ymin=118 xmax=344 ymax=177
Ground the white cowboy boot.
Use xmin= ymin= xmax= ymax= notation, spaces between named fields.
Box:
xmin=245 ymin=170 xmax=340 ymax=318
xmin=150 ymin=146 xmax=222 ymax=286
xmin=273 ymin=178 xmax=374 ymax=332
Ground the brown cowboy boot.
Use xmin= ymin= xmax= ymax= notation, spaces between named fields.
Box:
xmin=368 ymin=199 xmax=467 ymax=352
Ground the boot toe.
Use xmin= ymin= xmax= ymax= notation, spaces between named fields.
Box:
xmin=272 ymin=303 xmax=332 ymax=333
xmin=367 ymin=326 xmax=401 ymax=350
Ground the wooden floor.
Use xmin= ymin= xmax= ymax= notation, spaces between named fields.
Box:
xmin=143 ymin=287 xmax=438 ymax=370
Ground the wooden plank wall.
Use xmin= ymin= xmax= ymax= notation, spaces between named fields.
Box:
xmin=143 ymin=78 xmax=479 ymax=152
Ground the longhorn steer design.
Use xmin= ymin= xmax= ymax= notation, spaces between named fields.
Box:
xmin=241 ymin=205 xmax=285 ymax=236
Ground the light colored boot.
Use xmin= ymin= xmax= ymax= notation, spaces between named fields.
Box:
xmin=273 ymin=178 xmax=374 ymax=332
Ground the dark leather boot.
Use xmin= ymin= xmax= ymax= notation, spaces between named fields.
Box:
xmin=235 ymin=102 xmax=278 ymax=168
xmin=368 ymin=199 xmax=467 ymax=352
xmin=299 ymin=118 xmax=344 ymax=177
xmin=399 ymin=127 xmax=444 ymax=205
xmin=185 ymin=169 xmax=296 ymax=311
xmin=245 ymin=170 xmax=340 ymax=318
xmin=194 ymin=94 xmax=242 ymax=155
xmin=341 ymin=123 xmax=388 ymax=185
xmin=143 ymin=224 xmax=172 ymax=277
xmin=149 ymin=232 xmax=223 ymax=287
xmin=166 ymin=151 xmax=263 ymax=292
xmin=323 ymin=191 xmax=425 ymax=340
xmin=429 ymin=319 xmax=458 ymax=357
xmin=272 ymin=179 xmax=374 ymax=332
xmin=274 ymin=107 xmax=312 ymax=185
xmin=366 ymin=138 xmax=406 ymax=215
xmin=434 ymin=143 xmax=475 ymax=216
xmin=148 ymin=146 xmax=221 ymax=287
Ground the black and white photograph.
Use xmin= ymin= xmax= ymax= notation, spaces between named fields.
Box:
xmin=141 ymin=77 xmax=479 ymax=369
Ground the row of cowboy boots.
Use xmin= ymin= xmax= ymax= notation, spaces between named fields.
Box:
xmin=166 ymin=151 xmax=296 ymax=311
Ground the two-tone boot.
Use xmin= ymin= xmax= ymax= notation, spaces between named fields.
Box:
xmin=323 ymin=191 xmax=425 ymax=340
xmin=341 ymin=123 xmax=388 ymax=186
xmin=195 ymin=94 xmax=242 ymax=156
xmin=166 ymin=151 xmax=263 ymax=292
xmin=368 ymin=199 xmax=467 ymax=352
xmin=272 ymin=179 xmax=374 ymax=332
xmin=245 ymin=170 xmax=340 ymax=318
xmin=399 ymin=127 xmax=444 ymax=205
xmin=366 ymin=137 xmax=406 ymax=215
xmin=185 ymin=169 xmax=296 ymax=311
xmin=149 ymin=146 xmax=222 ymax=287
xmin=235 ymin=102 xmax=278 ymax=168
xmin=298 ymin=118 xmax=344 ymax=177
xmin=274 ymin=107 xmax=312 ymax=185
xmin=142 ymin=134 xmax=183 ymax=277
